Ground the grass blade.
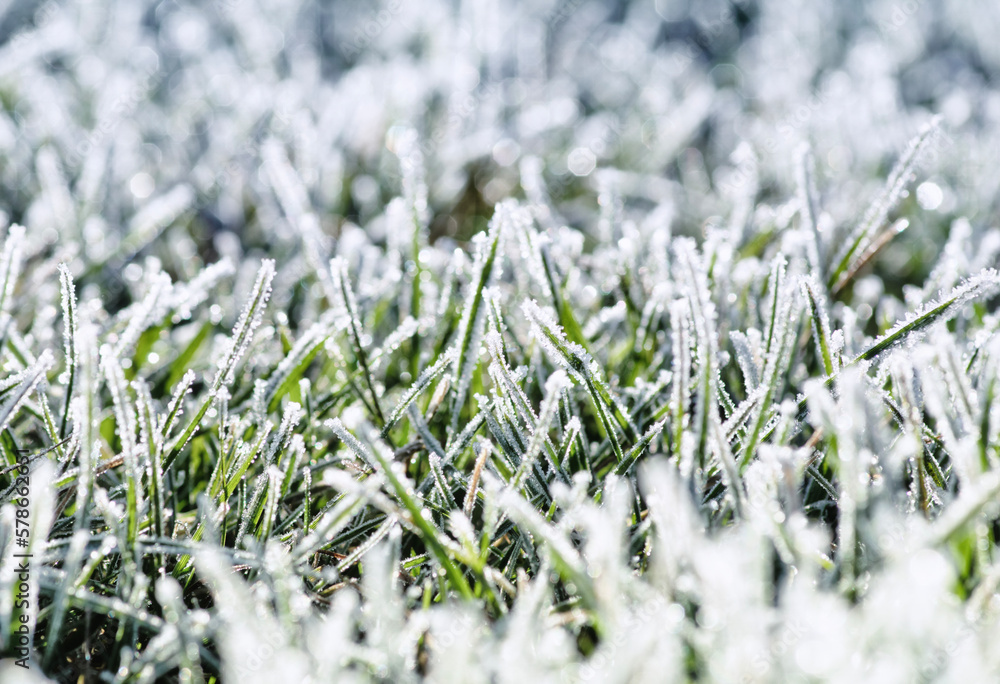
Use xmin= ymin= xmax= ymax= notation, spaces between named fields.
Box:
xmin=449 ymin=203 xmax=507 ymax=434
xmin=854 ymin=269 xmax=1000 ymax=363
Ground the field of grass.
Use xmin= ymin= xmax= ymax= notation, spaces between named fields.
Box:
xmin=1 ymin=0 xmax=1000 ymax=682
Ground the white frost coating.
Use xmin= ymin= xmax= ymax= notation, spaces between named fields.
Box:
xmin=669 ymin=297 xmax=693 ymax=467
xmin=508 ymin=201 xmax=554 ymax=303
xmin=37 ymin=146 xmax=75 ymax=232
xmin=167 ymin=257 xmax=236 ymax=321
xmin=673 ymin=240 xmax=720 ymax=413
xmin=326 ymin=417 xmax=378 ymax=472
xmin=450 ymin=202 xmax=506 ymax=432
xmin=856 ymin=268 xmax=1000 ymax=363
xmin=262 ymin=140 xmax=311 ymax=227
xmin=112 ymin=270 xmax=172 ymax=359
xmin=126 ymin=184 xmax=195 ymax=248
xmin=0 ymin=224 xmax=24 ymax=321
xmin=0 ymin=350 xmax=53 ymax=435
xmin=673 ymin=238 xmax=742 ymax=508
xmin=329 ymin=256 xmax=363 ymax=341
xmin=739 ymin=254 xmax=800 ymax=469
xmin=830 ymin=117 xmax=943 ymax=282
xmin=522 ymin=298 xmax=591 ymax=383
xmin=161 ymin=369 xmax=196 ymax=438
xmin=383 ymin=346 xmax=456 ymax=432
xmin=729 ymin=330 xmax=760 ymax=390
xmin=263 ymin=315 xmax=332 ymax=404
xmin=510 ymin=370 xmax=570 ymax=493
xmin=485 ymin=329 xmax=541 ymax=434
xmin=100 ymin=344 xmax=137 ymax=458
xmin=58 ymin=264 xmax=78 ymax=384
xmin=368 ymin=315 xmax=420 ymax=371
xmin=5 ymin=3 xmax=1000 ymax=681
xmin=796 ymin=145 xmax=825 ymax=280
xmin=213 ymin=258 xmax=275 ymax=388
xmin=263 ymin=141 xmax=335 ymax=302
xmin=800 ymin=274 xmax=838 ymax=376
xmin=263 ymin=401 xmax=305 ymax=467
xmin=524 ymin=297 xmax=635 ymax=464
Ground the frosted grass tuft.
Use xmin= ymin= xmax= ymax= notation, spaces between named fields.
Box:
xmin=215 ymin=258 xmax=276 ymax=389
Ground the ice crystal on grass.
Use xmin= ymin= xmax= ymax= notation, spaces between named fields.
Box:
xmin=215 ymin=259 xmax=276 ymax=389
xmin=829 ymin=118 xmax=943 ymax=293
xmin=855 ymin=269 xmax=1000 ymax=363
xmin=5 ymin=1 xmax=1000 ymax=681
xmin=0 ymin=351 xmax=53 ymax=435
xmin=450 ymin=204 xmax=506 ymax=434
xmin=0 ymin=225 xmax=24 ymax=326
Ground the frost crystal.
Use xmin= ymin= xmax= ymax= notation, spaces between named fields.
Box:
xmin=213 ymin=259 xmax=275 ymax=389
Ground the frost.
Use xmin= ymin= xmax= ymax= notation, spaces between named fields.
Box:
xmin=263 ymin=141 xmax=335 ymax=302
xmin=58 ymin=264 xmax=78 ymax=386
xmin=262 ymin=315 xmax=332 ymax=406
xmin=112 ymin=270 xmax=172 ymax=359
xmin=0 ymin=224 xmax=24 ymax=324
xmin=829 ymin=118 xmax=943 ymax=291
xmin=125 ymin=184 xmax=195 ymax=255
xmin=168 ymin=257 xmax=236 ymax=321
xmin=0 ymin=350 xmax=53 ymax=435
xmin=856 ymin=269 xmax=1000 ymax=363
xmin=449 ymin=202 xmax=506 ymax=433
xmin=5 ymin=1 xmax=1000 ymax=681
xmin=213 ymin=259 xmax=275 ymax=389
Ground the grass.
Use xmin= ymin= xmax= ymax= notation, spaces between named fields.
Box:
xmin=4 ymin=127 xmax=1000 ymax=680
xmin=2 ymin=1 xmax=1000 ymax=682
